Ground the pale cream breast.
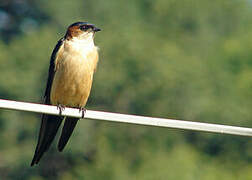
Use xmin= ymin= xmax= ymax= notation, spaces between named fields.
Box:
xmin=50 ymin=37 xmax=99 ymax=107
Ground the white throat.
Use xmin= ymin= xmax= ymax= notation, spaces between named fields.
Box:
xmin=66 ymin=33 xmax=96 ymax=53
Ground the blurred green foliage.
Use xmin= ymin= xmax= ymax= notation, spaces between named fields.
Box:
xmin=0 ymin=0 xmax=252 ymax=179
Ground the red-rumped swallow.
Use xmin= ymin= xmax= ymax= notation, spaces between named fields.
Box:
xmin=31 ymin=22 xmax=101 ymax=166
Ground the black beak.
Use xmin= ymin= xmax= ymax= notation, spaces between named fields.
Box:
xmin=93 ymin=27 xmax=101 ymax=32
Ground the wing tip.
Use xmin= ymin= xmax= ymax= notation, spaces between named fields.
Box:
xmin=57 ymin=143 xmax=64 ymax=152
xmin=57 ymin=131 xmax=71 ymax=152
xmin=31 ymin=115 xmax=63 ymax=166
xmin=57 ymin=117 xmax=79 ymax=152
xmin=30 ymin=156 xmax=38 ymax=166
xmin=30 ymin=151 xmax=42 ymax=166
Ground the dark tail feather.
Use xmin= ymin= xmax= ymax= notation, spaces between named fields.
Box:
xmin=58 ymin=117 xmax=79 ymax=152
xmin=31 ymin=114 xmax=63 ymax=166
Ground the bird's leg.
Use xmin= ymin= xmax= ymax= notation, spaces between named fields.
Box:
xmin=57 ymin=104 xmax=65 ymax=116
xmin=79 ymin=107 xmax=86 ymax=118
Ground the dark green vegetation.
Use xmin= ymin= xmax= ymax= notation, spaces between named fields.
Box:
xmin=0 ymin=0 xmax=252 ymax=179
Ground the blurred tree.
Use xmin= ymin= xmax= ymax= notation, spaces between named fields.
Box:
xmin=0 ymin=0 xmax=252 ymax=179
xmin=0 ymin=0 xmax=49 ymax=42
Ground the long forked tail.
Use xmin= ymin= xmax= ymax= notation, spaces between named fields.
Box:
xmin=31 ymin=114 xmax=63 ymax=166
xmin=58 ymin=117 xmax=79 ymax=152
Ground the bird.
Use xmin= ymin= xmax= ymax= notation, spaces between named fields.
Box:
xmin=31 ymin=22 xmax=101 ymax=166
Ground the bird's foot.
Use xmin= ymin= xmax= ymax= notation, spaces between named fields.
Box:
xmin=79 ymin=107 xmax=86 ymax=118
xmin=57 ymin=104 xmax=65 ymax=116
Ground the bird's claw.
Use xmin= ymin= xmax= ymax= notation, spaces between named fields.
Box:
xmin=79 ymin=107 xmax=86 ymax=118
xmin=57 ymin=104 xmax=65 ymax=116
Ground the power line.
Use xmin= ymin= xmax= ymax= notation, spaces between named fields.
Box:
xmin=0 ymin=99 xmax=252 ymax=137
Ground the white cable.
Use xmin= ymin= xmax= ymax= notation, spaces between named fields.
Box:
xmin=0 ymin=99 xmax=252 ymax=137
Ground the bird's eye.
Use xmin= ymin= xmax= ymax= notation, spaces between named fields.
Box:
xmin=80 ymin=25 xmax=89 ymax=31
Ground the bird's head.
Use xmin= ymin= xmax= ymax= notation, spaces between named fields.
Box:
xmin=65 ymin=22 xmax=101 ymax=40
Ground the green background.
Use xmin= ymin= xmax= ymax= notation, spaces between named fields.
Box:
xmin=0 ymin=0 xmax=252 ymax=179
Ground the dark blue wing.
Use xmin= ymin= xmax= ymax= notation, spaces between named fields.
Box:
xmin=31 ymin=38 xmax=65 ymax=166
